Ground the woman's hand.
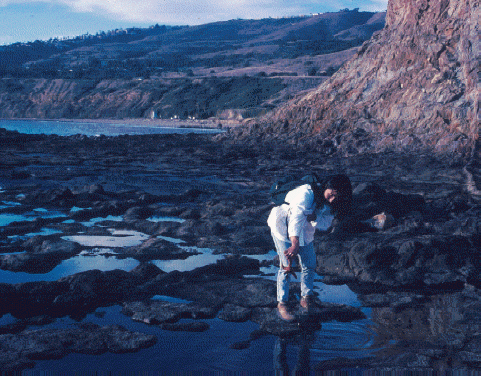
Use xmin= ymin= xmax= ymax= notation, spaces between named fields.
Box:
xmin=284 ymin=236 xmax=300 ymax=259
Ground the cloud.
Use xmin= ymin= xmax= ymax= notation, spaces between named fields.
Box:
xmin=0 ymin=0 xmax=389 ymax=26
xmin=56 ymin=0 xmax=309 ymax=24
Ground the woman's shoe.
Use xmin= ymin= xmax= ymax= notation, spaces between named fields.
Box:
xmin=277 ymin=302 xmax=295 ymax=322
xmin=300 ymin=296 xmax=312 ymax=310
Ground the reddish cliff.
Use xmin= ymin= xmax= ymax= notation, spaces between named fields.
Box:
xmin=234 ymin=0 xmax=480 ymax=155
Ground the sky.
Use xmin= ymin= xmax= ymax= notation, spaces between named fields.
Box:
xmin=0 ymin=0 xmax=388 ymax=45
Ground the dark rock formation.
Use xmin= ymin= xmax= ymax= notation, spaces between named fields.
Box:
xmin=0 ymin=324 xmax=157 ymax=372
xmin=0 ymin=117 xmax=480 ymax=372
xmin=232 ymin=0 xmax=479 ymax=156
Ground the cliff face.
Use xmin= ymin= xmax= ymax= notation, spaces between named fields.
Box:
xmin=236 ymin=0 xmax=480 ymax=155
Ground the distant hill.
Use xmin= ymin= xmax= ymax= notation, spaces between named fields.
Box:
xmin=0 ymin=9 xmax=385 ymax=121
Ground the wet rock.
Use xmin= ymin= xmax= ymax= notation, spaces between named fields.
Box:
xmin=129 ymin=262 xmax=165 ymax=282
xmin=228 ymin=225 xmax=273 ymax=255
xmin=0 ymin=237 xmax=82 ymax=273
xmin=121 ymin=300 xmax=218 ymax=325
xmin=315 ymin=231 xmax=481 ymax=290
xmin=175 ymin=219 xmax=227 ymax=239
xmin=218 ymin=304 xmax=252 ymax=322
xmin=0 ymin=324 xmax=157 ymax=371
xmin=250 ymin=300 xmax=365 ymax=338
xmin=119 ymin=236 xmax=197 ymax=261
xmin=1 ymin=266 xmax=157 ymax=319
xmin=22 ymin=188 xmax=75 ymax=207
xmin=123 ymin=206 xmax=154 ymax=222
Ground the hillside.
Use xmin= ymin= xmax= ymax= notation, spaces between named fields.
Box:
xmin=232 ymin=0 xmax=480 ymax=156
xmin=0 ymin=9 xmax=385 ymax=121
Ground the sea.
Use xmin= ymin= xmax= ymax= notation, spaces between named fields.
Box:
xmin=0 ymin=119 xmax=378 ymax=374
xmin=0 ymin=118 xmax=224 ymax=137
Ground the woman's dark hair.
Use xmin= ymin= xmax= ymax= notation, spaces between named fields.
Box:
xmin=322 ymin=174 xmax=353 ymax=218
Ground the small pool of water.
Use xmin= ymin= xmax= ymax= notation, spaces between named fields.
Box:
xmin=147 ymin=216 xmax=185 ymax=223
xmin=8 ymin=228 xmax=62 ymax=239
xmin=0 ymin=213 xmax=35 ymax=226
xmin=81 ymin=216 xmax=123 ymax=227
xmin=0 ymin=201 xmax=21 ymax=210
xmin=0 ymin=208 xmax=67 ymax=226
xmin=62 ymin=229 xmax=150 ymax=247
xmin=0 ymin=253 xmax=140 ymax=283
xmin=151 ymin=246 xmax=224 ymax=272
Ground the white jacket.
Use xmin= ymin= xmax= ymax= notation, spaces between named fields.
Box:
xmin=267 ymin=184 xmax=334 ymax=245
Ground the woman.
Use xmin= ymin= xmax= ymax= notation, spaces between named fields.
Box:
xmin=267 ymin=174 xmax=352 ymax=321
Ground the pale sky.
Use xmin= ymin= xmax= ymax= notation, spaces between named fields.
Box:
xmin=0 ymin=0 xmax=388 ymax=45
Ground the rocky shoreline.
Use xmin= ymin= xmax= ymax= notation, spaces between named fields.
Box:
xmin=0 ymin=128 xmax=480 ymax=372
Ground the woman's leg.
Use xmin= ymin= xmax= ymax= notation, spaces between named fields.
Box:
xmin=272 ymin=234 xmax=291 ymax=303
xmin=297 ymin=242 xmax=316 ymax=298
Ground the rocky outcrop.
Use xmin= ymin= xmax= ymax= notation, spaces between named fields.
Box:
xmin=315 ymin=182 xmax=481 ymax=290
xmin=233 ymin=0 xmax=480 ymax=155
xmin=0 ymin=324 xmax=157 ymax=372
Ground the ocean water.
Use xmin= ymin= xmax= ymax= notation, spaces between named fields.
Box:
xmin=0 ymin=119 xmax=224 ymax=137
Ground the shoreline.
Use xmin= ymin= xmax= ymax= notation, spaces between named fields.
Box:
xmin=0 ymin=117 xmax=244 ymax=130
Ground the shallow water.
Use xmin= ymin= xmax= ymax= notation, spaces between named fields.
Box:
xmin=151 ymin=246 xmax=224 ymax=272
xmin=62 ymin=229 xmax=150 ymax=247
xmin=0 ymin=206 xmax=67 ymax=226
xmin=0 ymin=252 xmax=140 ymax=283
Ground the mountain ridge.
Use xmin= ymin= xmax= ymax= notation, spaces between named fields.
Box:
xmin=0 ymin=9 xmax=385 ymax=121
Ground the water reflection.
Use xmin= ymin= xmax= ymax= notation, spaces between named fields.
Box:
xmin=62 ymin=229 xmax=150 ymax=247
xmin=0 ymin=208 xmax=67 ymax=226
xmin=147 ymin=216 xmax=185 ymax=223
xmin=0 ymin=252 xmax=139 ymax=283
xmin=151 ymin=247 xmax=224 ymax=272
xmin=80 ymin=215 xmax=123 ymax=227
xmin=274 ymin=332 xmax=314 ymax=375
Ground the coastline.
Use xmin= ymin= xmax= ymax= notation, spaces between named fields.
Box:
xmin=0 ymin=117 xmax=244 ymax=130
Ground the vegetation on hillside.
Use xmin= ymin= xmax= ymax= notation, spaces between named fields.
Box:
xmin=0 ymin=9 xmax=384 ymax=80
xmin=0 ymin=9 xmax=385 ymax=120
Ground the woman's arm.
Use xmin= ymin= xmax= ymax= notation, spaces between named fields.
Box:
xmin=284 ymin=236 xmax=300 ymax=258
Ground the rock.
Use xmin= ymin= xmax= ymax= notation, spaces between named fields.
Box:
xmin=218 ymin=304 xmax=252 ymax=322
xmin=0 ymin=324 xmax=157 ymax=371
xmin=231 ymin=0 xmax=478 ymax=156
xmin=315 ymin=232 xmax=481 ymax=290
xmin=121 ymin=300 xmax=218 ymax=325
xmin=250 ymin=300 xmax=365 ymax=337
xmin=119 ymin=236 xmax=197 ymax=261
xmin=123 ymin=206 xmax=154 ymax=222
xmin=129 ymin=262 xmax=165 ymax=282
xmin=0 ymin=237 xmax=82 ymax=273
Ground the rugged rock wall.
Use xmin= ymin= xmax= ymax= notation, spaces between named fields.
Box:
xmin=235 ymin=0 xmax=480 ymax=155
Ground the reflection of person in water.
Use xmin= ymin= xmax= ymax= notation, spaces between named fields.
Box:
xmin=273 ymin=331 xmax=314 ymax=376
